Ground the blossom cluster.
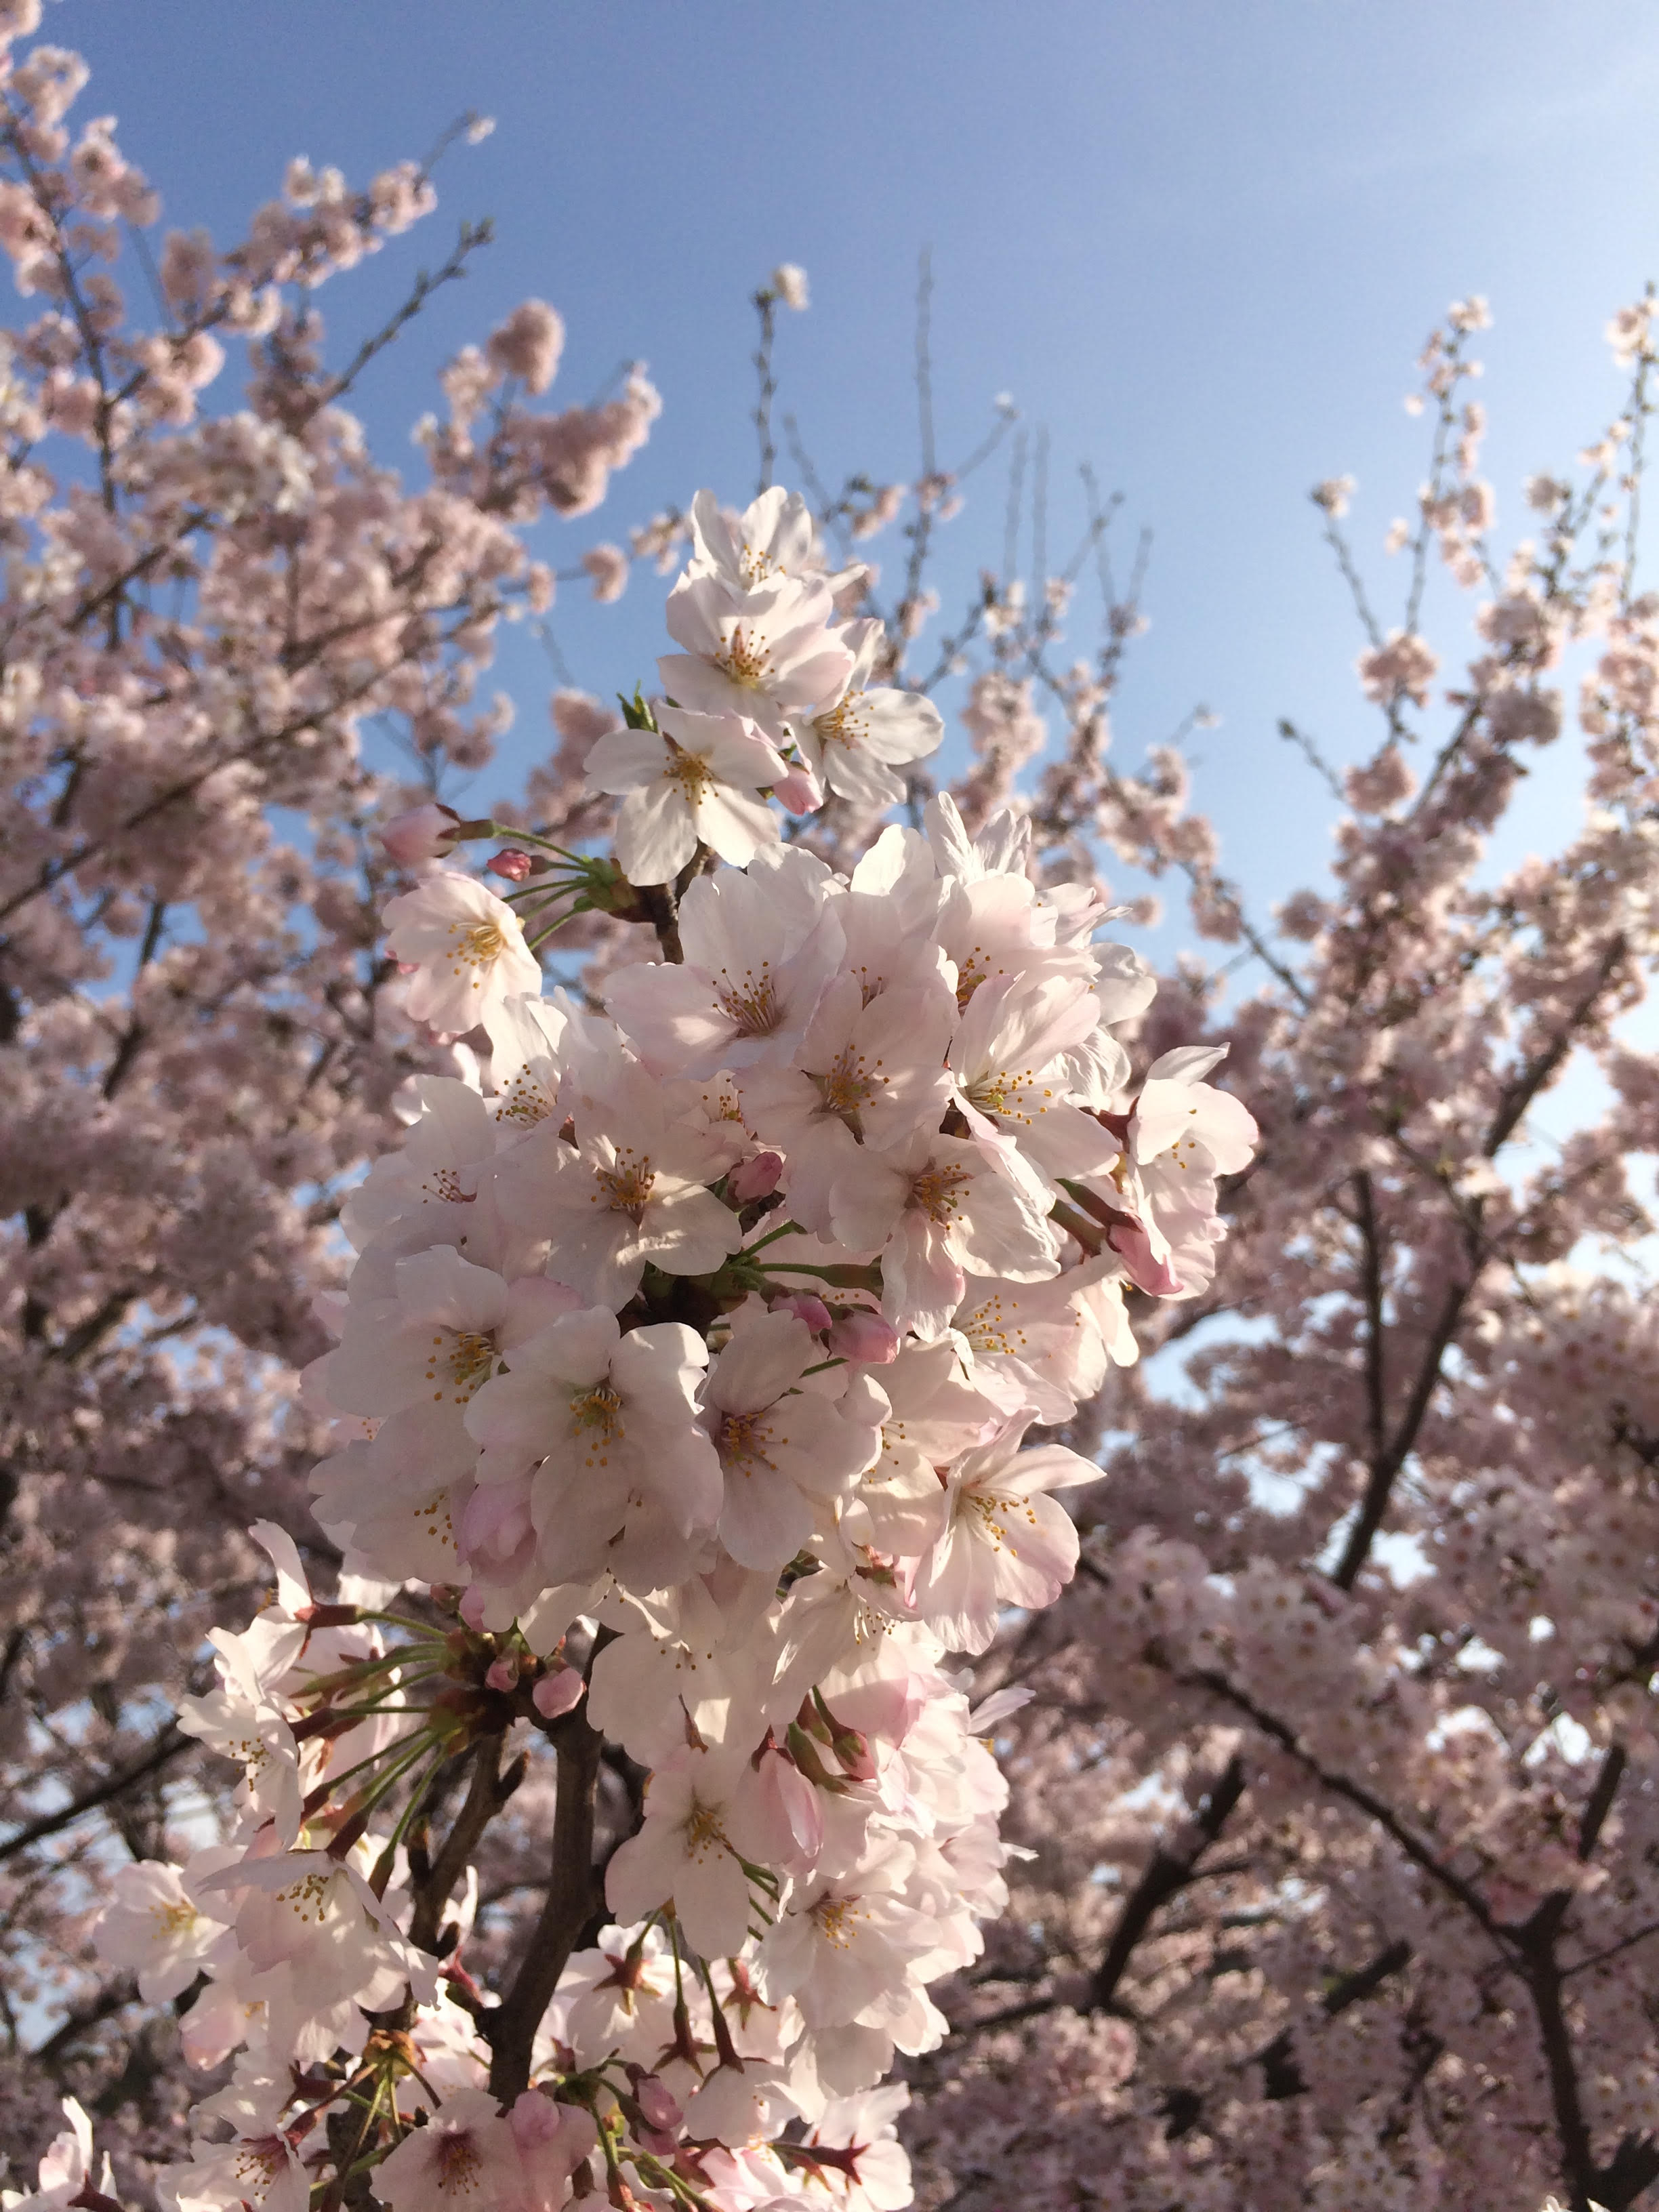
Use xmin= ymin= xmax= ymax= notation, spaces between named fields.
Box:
xmin=60 ymin=492 xmax=1254 ymax=2212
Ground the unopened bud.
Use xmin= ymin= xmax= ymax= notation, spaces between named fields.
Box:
xmin=533 ymin=1666 xmax=585 ymax=1720
xmin=728 ymin=1149 xmax=785 ymax=1202
xmin=829 ymin=1722 xmax=877 ymax=1781
xmin=484 ymin=1656 xmax=518 ymax=1693
xmin=379 ymin=802 xmax=461 ymax=865
xmin=785 ymin=1719 xmax=846 ymax=1793
xmin=632 ymin=2072 xmax=682 ymax=2132
xmin=772 ymin=262 xmax=810 ymax=312
xmin=486 ymin=848 xmax=536 ymax=882
xmin=777 ymin=1291 xmax=832 ymax=1333
xmin=827 ymin=1309 xmax=899 ymax=1364
xmin=813 ymin=1686 xmax=878 ymax=1780
xmin=773 ymin=761 xmax=824 ymax=815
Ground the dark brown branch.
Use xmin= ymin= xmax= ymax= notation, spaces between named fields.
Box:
xmin=1483 ymin=934 xmax=1627 ymax=1160
xmin=1090 ymin=1753 xmax=1246 ymax=2013
xmin=0 ymin=1724 xmax=188 ymax=1863
xmin=1352 ymin=1169 xmax=1389 ymax=1468
xmin=1332 ymin=1269 xmax=1469 ymax=1590
xmin=1253 ymin=1938 xmax=1414 ymax=2102
xmin=1183 ymin=1667 xmax=1504 ymax=1941
xmin=311 ymin=221 xmax=492 ymax=422
xmin=31 ymin=1976 xmax=137 ymax=2067
xmin=637 ymin=881 xmax=684 ymax=965
xmin=409 ymin=1732 xmax=504 ymax=1954
xmin=1577 ymin=1741 xmax=1627 ymax=1865
xmin=485 ymin=1701 xmax=604 ymax=2102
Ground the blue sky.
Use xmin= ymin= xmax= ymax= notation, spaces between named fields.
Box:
xmin=54 ymin=0 xmax=1659 ymax=963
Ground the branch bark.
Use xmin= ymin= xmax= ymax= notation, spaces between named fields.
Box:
xmin=485 ymin=1701 xmax=604 ymax=2102
xmin=410 ymin=1732 xmax=505 ymax=1954
xmin=0 ymin=1724 xmax=188 ymax=1864
xmin=1090 ymin=1753 xmax=1246 ymax=2013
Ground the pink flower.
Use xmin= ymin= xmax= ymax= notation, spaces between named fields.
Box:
xmin=485 ymin=299 xmax=565 ymax=394
xmin=797 ymin=617 xmax=944 ymax=810
xmin=585 ymin=708 xmax=785 ymax=884
xmin=532 ymin=1666 xmax=586 ymax=1720
xmin=380 ymin=800 xmax=462 ymax=865
xmin=606 ymin=1750 xmax=788 ymax=1955
xmin=376 ymin=2087 xmax=520 ymax=2212
xmin=604 ymin=843 xmax=844 ymax=1080
xmin=831 ymin=1130 xmax=1062 ymax=1343
xmin=914 ymin=1426 xmax=1099 ymax=1652
xmin=701 ymin=1307 xmax=882 ymax=1568
xmin=582 ymin=541 xmax=630 ymax=602
xmin=1356 ymin=626 xmax=1439 ymax=708
xmin=659 ymin=570 xmax=854 ymax=745
xmin=827 ymin=1309 xmax=899 ymax=1365
xmin=382 ymin=871 xmax=542 ymax=1042
xmin=727 ymin=1149 xmax=785 ymax=1202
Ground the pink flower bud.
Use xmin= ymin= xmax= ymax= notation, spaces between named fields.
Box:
xmin=533 ymin=1667 xmax=586 ymax=1720
xmin=485 ymin=1656 xmax=518 ymax=1693
xmin=827 ymin=1309 xmax=900 ymax=1364
xmin=486 ymin=848 xmax=535 ymax=882
xmin=632 ymin=2074 xmax=682 ymax=2133
xmin=754 ymin=1741 xmax=825 ymax=1870
xmin=379 ymin=801 xmax=460 ymax=865
xmin=460 ymin=1481 xmax=535 ymax=1576
xmin=829 ymin=1722 xmax=878 ymax=1783
xmin=728 ymin=1150 xmax=785 ymax=1202
xmin=773 ymin=762 xmax=824 ymax=815
xmin=1106 ymin=1217 xmax=1185 ymax=1298
xmin=777 ymin=1292 xmax=832 ymax=1334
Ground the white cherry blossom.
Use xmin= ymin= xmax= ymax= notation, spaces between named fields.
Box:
xmin=586 ymin=705 xmax=787 ymax=882
xmin=701 ymin=1307 xmax=882 ymax=1568
xmin=796 ymin=617 xmax=944 ymax=808
xmin=912 ymin=1427 xmax=1099 ymax=1653
xmin=830 ymin=1130 xmax=1062 ymax=1341
xmin=688 ymin=484 xmax=819 ymax=598
xmin=659 ymin=570 xmax=854 ymax=743
xmin=384 ymin=870 xmax=542 ymax=1042
xmin=605 ymin=844 xmax=844 ymax=1080
xmin=91 ymin=1848 xmax=238 ymax=2001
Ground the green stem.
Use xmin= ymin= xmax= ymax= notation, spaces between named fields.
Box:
xmin=743 ymin=1218 xmax=806 ymax=1254
xmin=361 ymin=1610 xmax=456 ymax=1638
xmin=314 ymin=1725 xmax=431 ymax=1807
xmin=754 ymin=1259 xmax=884 ymax=1291
xmin=380 ymin=1747 xmax=448 ymax=1864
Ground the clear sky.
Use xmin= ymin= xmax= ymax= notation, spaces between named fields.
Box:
xmin=52 ymin=0 xmax=1659 ymax=964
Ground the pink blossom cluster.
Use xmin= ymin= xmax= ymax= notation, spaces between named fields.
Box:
xmin=896 ymin=298 xmax=1659 ymax=2212
xmin=7 ymin=11 xmax=1659 ymax=2197
xmin=59 ymin=495 xmax=1253 ymax=2211
xmin=0 ymin=9 xmax=656 ymax=2169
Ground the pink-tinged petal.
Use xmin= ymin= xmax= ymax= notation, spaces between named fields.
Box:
xmin=692 ymin=783 xmax=781 ymax=867
xmin=584 ymin=724 xmax=667 ymax=793
xmin=615 ymin=781 xmax=697 ymax=884
xmin=532 ymin=1666 xmax=586 ymax=1719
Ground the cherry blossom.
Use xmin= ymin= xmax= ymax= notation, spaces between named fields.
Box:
xmin=384 ymin=872 xmax=544 ymax=1042
xmin=586 ymin=704 xmax=790 ymax=882
xmin=30 ymin=39 xmax=1644 ymax=2205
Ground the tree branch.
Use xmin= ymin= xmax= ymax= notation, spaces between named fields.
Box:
xmin=1332 ymin=1268 xmax=1469 ymax=1590
xmin=0 ymin=1725 xmax=188 ymax=1864
xmin=485 ymin=1702 xmax=604 ymax=2102
xmin=1090 ymin=1753 xmax=1246 ymax=2013
xmin=1182 ymin=1666 xmax=1504 ymax=1941
xmin=409 ymin=1732 xmax=505 ymax=1954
